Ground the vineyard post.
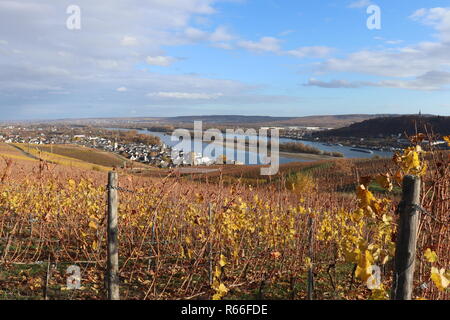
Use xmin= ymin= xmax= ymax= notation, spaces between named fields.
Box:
xmin=307 ymin=215 xmax=314 ymax=300
xmin=148 ymin=213 xmax=157 ymax=271
xmin=107 ymin=171 xmax=120 ymax=300
xmin=392 ymin=175 xmax=420 ymax=300
xmin=208 ymin=203 xmax=213 ymax=286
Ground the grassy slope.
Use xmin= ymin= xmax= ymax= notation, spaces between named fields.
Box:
xmin=6 ymin=143 xmax=120 ymax=172
xmin=0 ymin=143 xmax=38 ymax=162
xmin=24 ymin=144 xmax=125 ymax=167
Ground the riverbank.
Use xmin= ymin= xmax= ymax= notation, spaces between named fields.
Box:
xmin=278 ymin=151 xmax=335 ymax=160
xmin=108 ymin=128 xmax=393 ymax=162
xmin=216 ymin=140 xmax=339 ymax=161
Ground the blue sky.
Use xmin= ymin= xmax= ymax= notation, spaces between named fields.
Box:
xmin=0 ymin=0 xmax=449 ymax=119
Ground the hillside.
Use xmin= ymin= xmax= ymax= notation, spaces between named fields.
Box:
xmin=1 ymin=143 xmax=149 ymax=171
xmin=25 ymin=114 xmax=393 ymax=129
xmin=28 ymin=144 xmax=126 ymax=167
xmin=270 ymin=114 xmax=397 ymax=128
xmin=164 ymin=115 xmax=294 ymax=124
xmin=315 ymin=115 xmax=450 ymax=138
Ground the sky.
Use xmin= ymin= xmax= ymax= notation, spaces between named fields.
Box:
xmin=1 ymin=0 xmax=450 ymax=120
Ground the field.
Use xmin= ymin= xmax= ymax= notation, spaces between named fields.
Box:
xmin=25 ymin=144 xmax=126 ymax=167
xmin=0 ymin=139 xmax=448 ymax=300
xmin=0 ymin=144 xmax=39 ymax=162
xmin=11 ymin=144 xmax=128 ymax=168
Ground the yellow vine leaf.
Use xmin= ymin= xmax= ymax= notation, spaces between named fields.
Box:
xmin=212 ymin=282 xmax=228 ymax=300
xmin=444 ymin=135 xmax=450 ymax=146
xmin=218 ymin=283 xmax=228 ymax=294
xmin=382 ymin=214 xmax=393 ymax=225
xmin=375 ymin=174 xmax=393 ymax=192
xmin=430 ymin=267 xmax=449 ymax=292
xmin=304 ymin=257 xmax=312 ymax=269
xmin=369 ymin=285 xmax=389 ymax=300
xmin=356 ymin=185 xmax=381 ymax=215
xmin=88 ymin=221 xmax=98 ymax=230
xmin=355 ymin=250 xmax=374 ymax=282
xmin=214 ymin=266 xmax=221 ymax=279
xmin=394 ymin=145 xmax=427 ymax=176
xmin=424 ymin=248 xmax=438 ymax=263
xmin=219 ymin=254 xmax=227 ymax=267
xmin=405 ymin=149 xmax=420 ymax=171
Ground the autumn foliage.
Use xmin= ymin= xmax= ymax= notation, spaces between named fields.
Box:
xmin=0 ymin=135 xmax=448 ymax=300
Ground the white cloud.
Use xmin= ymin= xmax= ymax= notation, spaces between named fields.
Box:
xmin=305 ymin=71 xmax=450 ymax=91
xmin=184 ymin=27 xmax=208 ymax=41
xmin=212 ymin=42 xmax=234 ymax=50
xmin=146 ymin=55 xmax=177 ymax=67
xmin=236 ymin=37 xmax=333 ymax=58
xmin=305 ymin=78 xmax=364 ymax=89
xmin=287 ymin=46 xmax=334 ymax=58
xmin=1 ymin=0 xmax=289 ymax=118
xmin=385 ymin=40 xmax=404 ymax=45
xmin=0 ymin=1 xmax=51 ymax=13
xmin=410 ymin=7 xmax=450 ymax=41
xmin=209 ymin=26 xmax=234 ymax=42
xmin=279 ymin=30 xmax=295 ymax=36
xmin=183 ymin=25 xmax=234 ymax=46
xmin=374 ymin=37 xmax=404 ymax=45
xmin=237 ymin=37 xmax=281 ymax=53
xmin=147 ymin=92 xmax=224 ymax=100
xmin=314 ymin=46 xmax=450 ymax=87
xmin=95 ymin=59 xmax=120 ymax=70
xmin=348 ymin=0 xmax=372 ymax=9
xmin=315 ymin=8 xmax=450 ymax=90
xmin=120 ymin=36 xmax=139 ymax=47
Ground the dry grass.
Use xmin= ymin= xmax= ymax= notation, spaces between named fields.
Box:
xmin=0 ymin=143 xmax=38 ymax=162
xmin=0 ymin=144 xmax=447 ymax=300
xmin=23 ymin=144 xmax=125 ymax=167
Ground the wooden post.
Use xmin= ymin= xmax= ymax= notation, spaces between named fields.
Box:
xmin=107 ymin=171 xmax=120 ymax=300
xmin=43 ymin=257 xmax=51 ymax=300
xmin=208 ymin=203 xmax=213 ymax=286
xmin=307 ymin=216 xmax=314 ymax=300
xmin=148 ymin=212 xmax=157 ymax=271
xmin=392 ymin=175 xmax=420 ymax=300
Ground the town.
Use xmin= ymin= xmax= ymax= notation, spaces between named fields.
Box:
xmin=0 ymin=125 xmax=231 ymax=168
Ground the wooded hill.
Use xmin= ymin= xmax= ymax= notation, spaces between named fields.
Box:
xmin=314 ymin=115 xmax=450 ymax=138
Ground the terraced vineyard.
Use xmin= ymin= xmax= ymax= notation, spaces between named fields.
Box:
xmin=0 ymin=138 xmax=448 ymax=300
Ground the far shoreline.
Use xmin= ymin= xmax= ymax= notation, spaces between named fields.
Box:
xmin=212 ymin=140 xmax=340 ymax=161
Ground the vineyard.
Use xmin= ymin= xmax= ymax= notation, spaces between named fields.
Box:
xmin=0 ymin=137 xmax=448 ymax=300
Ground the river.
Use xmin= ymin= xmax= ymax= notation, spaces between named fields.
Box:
xmin=107 ymin=128 xmax=392 ymax=165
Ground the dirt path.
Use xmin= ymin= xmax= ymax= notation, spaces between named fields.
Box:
xmin=8 ymin=144 xmax=42 ymax=161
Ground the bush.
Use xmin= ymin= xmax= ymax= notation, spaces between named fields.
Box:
xmin=287 ymin=172 xmax=317 ymax=194
xmin=280 ymin=142 xmax=323 ymax=155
